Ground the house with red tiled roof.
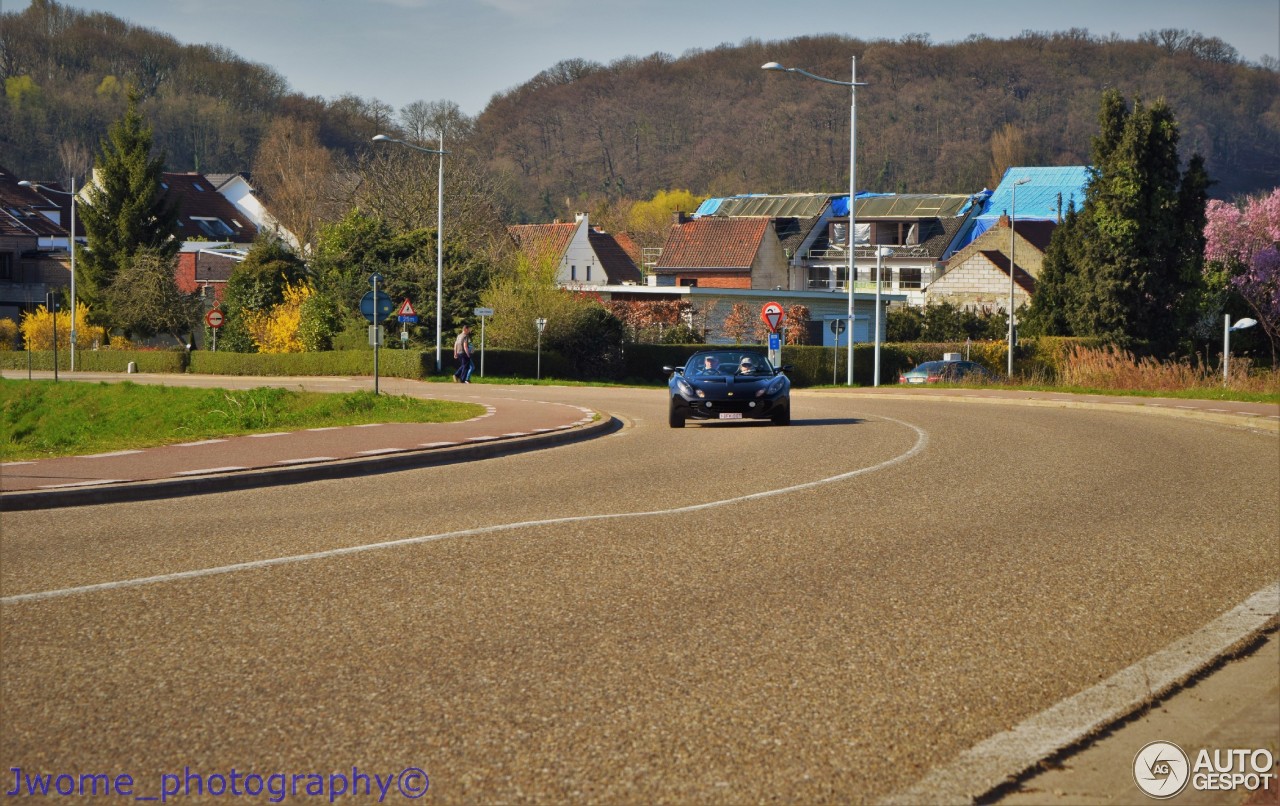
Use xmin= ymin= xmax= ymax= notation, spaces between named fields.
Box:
xmin=925 ymin=216 xmax=1055 ymax=311
xmin=508 ymin=213 xmax=641 ymax=287
xmin=651 ymin=214 xmax=788 ymax=290
xmin=161 ymin=172 xmax=259 ymax=244
xmin=0 ymin=165 xmax=75 ymax=323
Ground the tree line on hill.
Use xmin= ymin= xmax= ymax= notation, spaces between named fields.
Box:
xmin=3 ymin=0 xmax=1278 ymax=226
xmin=4 ymin=1 xmax=1277 ymax=366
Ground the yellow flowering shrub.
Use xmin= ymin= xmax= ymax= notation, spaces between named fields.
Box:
xmin=0 ymin=318 xmax=17 ymax=350
xmin=18 ymin=303 xmax=106 ymax=351
xmin=244 ymin=282 xmax=312 ymax=353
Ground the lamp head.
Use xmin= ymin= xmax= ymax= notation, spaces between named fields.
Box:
xmin=1230 ymin=318 xmax=1258 ymax=331
xmin=17 ymin=180 xmax=33 ymax=187
xmin=372 ymin=134 xmax=391 ymax=142
xmin=761 ymin=62 xmax=786 ymax=71
xmin=1013 ymin=176 xmax=1031 ymax=186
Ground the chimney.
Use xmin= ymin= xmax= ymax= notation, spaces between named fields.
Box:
xmin=998 ymin=212 xmax=1011 ymax=228
xmin=672 ymin=211 xmax=688 ymax=225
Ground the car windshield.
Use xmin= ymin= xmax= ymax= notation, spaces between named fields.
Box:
xmin=687 ymin=352 xmax=773 ymax=377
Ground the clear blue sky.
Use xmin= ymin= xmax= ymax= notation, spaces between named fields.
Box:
xmin=9 ymin=0 xmax=1279 ymax=116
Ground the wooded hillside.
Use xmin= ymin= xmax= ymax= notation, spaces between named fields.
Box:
xmin=4 ymin=1 xmax=1278 ymax=225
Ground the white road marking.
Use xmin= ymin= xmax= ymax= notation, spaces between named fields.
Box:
xmin=420 ymin=441 xmax=458 ymax=448
xmin=171 ymin=466 xmax=247 ymax=476
xmin=879 ymin=583 xmax=1280 ymax=805
xmin=2 ymin=462 xmax=36 ymax=467
xmin=275 ymin=457 xmax=336 ymax=465
xmin=0 ymin=416 xmax=928 ymax=604
xmin=80 ymin=450 xmax=145 ymax=459
xmin=174 ymin=439 xmax=227 ymax=447
xmin=354 ymin=423 xmax=384 ymax=428
xmin=38 ymin=479 xmax=127 ymax=489
xmin=356 ymin=448 xmax=401 ymax=456
xmin=248 ymin=432 xmax=288 ymax=438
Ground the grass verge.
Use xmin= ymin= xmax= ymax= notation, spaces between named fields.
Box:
xmin=0 ymin=379 xmax=485 ymax=461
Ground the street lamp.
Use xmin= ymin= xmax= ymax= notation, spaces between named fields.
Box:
xmin=372 ymin=132 xmax=448 ymax=373
xmin=873 ymin=245 xmax=892 ymax=386
xmin=1007 ymin=176 xmax=1031 ymax=377
xmin=764 ymin=58 xmax=866 ymax=386
xmin=20 ymin=178 xmax=78 ymax=372
xmin=1224 ymin=315 xmax=1258 ymax=383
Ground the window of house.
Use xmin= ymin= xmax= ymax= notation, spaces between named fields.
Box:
xmin=571 ymin=265 xmax=577 ymax=281
xmin=0 ymin=253 xmax=12 ymax=281
xmin=679 ymin=278 xmax=698 ymax=287
xmin=191 ymin=217 xmax=234 ymax=238
xmin=900 ymin=268 xmax=923 ymax=289
xmin=586 ymin=266 xmax=592 ymax=282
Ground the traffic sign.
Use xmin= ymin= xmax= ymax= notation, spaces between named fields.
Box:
xmin=474 ymin=307 xmax=494 ymax=317
xmin=761 ymin=301 xmax=785 ymax=333
xmin=360 ymin=290 xmax=395 ymax=323
xmin=205 ymin=309 xmax=225 ymax=329
xmin=397 ymin=298 xmax=416 ymax=317
xmin=828 ymin=318 xmax=846 ymax=334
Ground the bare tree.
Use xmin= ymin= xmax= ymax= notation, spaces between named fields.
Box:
xmin=251 ymin=116 xmax=337 ymax=252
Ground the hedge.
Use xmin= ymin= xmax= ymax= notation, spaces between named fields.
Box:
xmin=1 ymin=337 xmax=1102 ymax=385
xmin=0 ymin=349 xmax=187 ymax=373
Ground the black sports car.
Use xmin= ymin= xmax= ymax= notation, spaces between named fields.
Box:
xmin=664 ymin=350 xmax=791 ymax=427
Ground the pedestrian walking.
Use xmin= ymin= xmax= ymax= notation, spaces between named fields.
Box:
xmin=453 ymin=325 xmax=473 ymax=383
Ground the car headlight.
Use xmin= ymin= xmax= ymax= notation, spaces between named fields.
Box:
xmin=676 ymin=379 xmax=704 ymax=398
xmin=758 ymin=377 xmax=786 ymax=397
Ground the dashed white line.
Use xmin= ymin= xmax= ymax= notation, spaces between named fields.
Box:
xmin=2 ymin=462 xmax=36 ymax=467
xmin=174 ymin=439 xmax=227 ymax=447
xmin=0 ymin=415 xmax=928 ymax=604
xmin=80 ymin=450 xmax=145 ymax=459
xmin=248 ymin=432 xmax=288 ymax=438
xmin=171 ymin=466 xmax=247 ymax=477
xmin=354 ymin=423 xmax=385 ymax=428
xmin=38 ymin=479 xmax=127 ymax=490
xmin=275 ymin=457 xmax=336 ymax=465
xmin=306 ymin=427 xmax=341 ymax=432
xmin=356 ymin=448 xmax=402 ymax=456
xmin=419 ymin=441 xmax=458 ymax=448
xmin=465 ymin=436 xmax=499 ymax=443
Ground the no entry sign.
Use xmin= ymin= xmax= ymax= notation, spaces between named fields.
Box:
xmin=205 ymin=309 xmax=224 ymax=328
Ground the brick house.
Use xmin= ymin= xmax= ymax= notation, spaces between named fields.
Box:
xmin=925 ymin=216 xmax=1055 ymax=311
xmin=651 ymin=214 xmax=788 ymax=290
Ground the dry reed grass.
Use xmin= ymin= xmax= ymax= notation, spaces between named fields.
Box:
xmin=1057 ymin=345 xmax=1280 ymax=394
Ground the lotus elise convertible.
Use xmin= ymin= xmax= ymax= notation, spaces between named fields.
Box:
xmin=664 ymin=350 xmax=791 ymax=428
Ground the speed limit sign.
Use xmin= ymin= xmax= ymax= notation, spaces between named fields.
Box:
xmin=205 ymin=309 xmax=225 ymax=328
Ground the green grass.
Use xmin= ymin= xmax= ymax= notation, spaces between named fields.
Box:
xmin=0 ymin=379 xmax=485 ymax=461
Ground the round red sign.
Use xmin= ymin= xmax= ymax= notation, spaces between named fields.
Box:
xmin=205 ymin=309 xmax=225 ymax=328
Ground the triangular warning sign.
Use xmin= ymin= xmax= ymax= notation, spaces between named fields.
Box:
xmin=397 ymin=298 xmax=416 ymax=317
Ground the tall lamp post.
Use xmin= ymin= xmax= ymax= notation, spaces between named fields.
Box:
xmin=873 ymin=245 xmax=891 ymax=386
xmin=1224 ymin=315 xmax=1258 ymax=383
xmin=20 ymin=178 xmax=77 ymax=372
xmin=763 ymin=58 xmax=865 ymax=386
xmin=1007 ymin=176 xmax=1030 ymax=377
xmin=372 ymin=132 xmax=447 ymax=373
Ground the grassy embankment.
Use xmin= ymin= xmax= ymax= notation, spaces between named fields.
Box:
xmin=0 ymin=379 xmax=484 ymax=461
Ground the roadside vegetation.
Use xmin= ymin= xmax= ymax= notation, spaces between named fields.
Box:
xmin=0 ymin=379 xmax=483 ymax=461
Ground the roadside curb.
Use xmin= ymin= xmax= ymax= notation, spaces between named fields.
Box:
xmin=804 ymin=389 xmax=1280 ymax=434
xmin=1 ymin=414 xmax=619 ymax=512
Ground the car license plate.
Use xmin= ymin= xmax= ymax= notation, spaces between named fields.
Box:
xmin=718 ymin=412 xmax=743 ymax=419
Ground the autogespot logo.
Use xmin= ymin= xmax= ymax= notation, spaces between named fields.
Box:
xmin=1134 ymin=741 xmax=1191 ymax=799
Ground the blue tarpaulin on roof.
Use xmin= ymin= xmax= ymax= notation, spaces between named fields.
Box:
xmin=979 ymin=166 xmax=1090 ymax=221
xmin=951 ymin=166 xmax=1091 ymax=251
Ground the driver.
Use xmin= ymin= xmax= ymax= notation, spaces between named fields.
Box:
xmin=698 ymin=355 xmax=720 ymax=374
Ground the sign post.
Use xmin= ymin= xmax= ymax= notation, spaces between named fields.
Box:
xmin=396 ymin=298 xmax=418 ymax=350
xmin=761 ymin=301 xmax=785 ymax=368
xmin=474 ymin=307 xmax=494 ymax=377
xmin=46 ymin=293 xmax=59 ymax=382
xmin=205 ymin=307 xmax=224 ymax=352
xmin=535 ymin=317 xmax=547 ymax=380
xmin=826 ymin=315 xmax=849 ymax=386
xmin=366 ymin=274 xmax=386 ymax=394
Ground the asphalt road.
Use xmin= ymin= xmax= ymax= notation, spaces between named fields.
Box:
xmin=2 ymin=384 xmax=1277 ymax=804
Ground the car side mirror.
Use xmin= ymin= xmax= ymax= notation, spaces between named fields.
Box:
xmin=663 ymin=366 xmax=682 ymax=374
xmin=777 ymin=365 xmax=793 ymax=374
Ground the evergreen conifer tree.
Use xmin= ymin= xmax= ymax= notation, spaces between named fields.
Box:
xmin=1030 ymin=89 xmax=1210 ymax=353
xmin=78 ymin=92 xmax=180 ymax=322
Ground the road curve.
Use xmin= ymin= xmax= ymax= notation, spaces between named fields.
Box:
xmin=2 ymin=384 xmax=1277 ymax=804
